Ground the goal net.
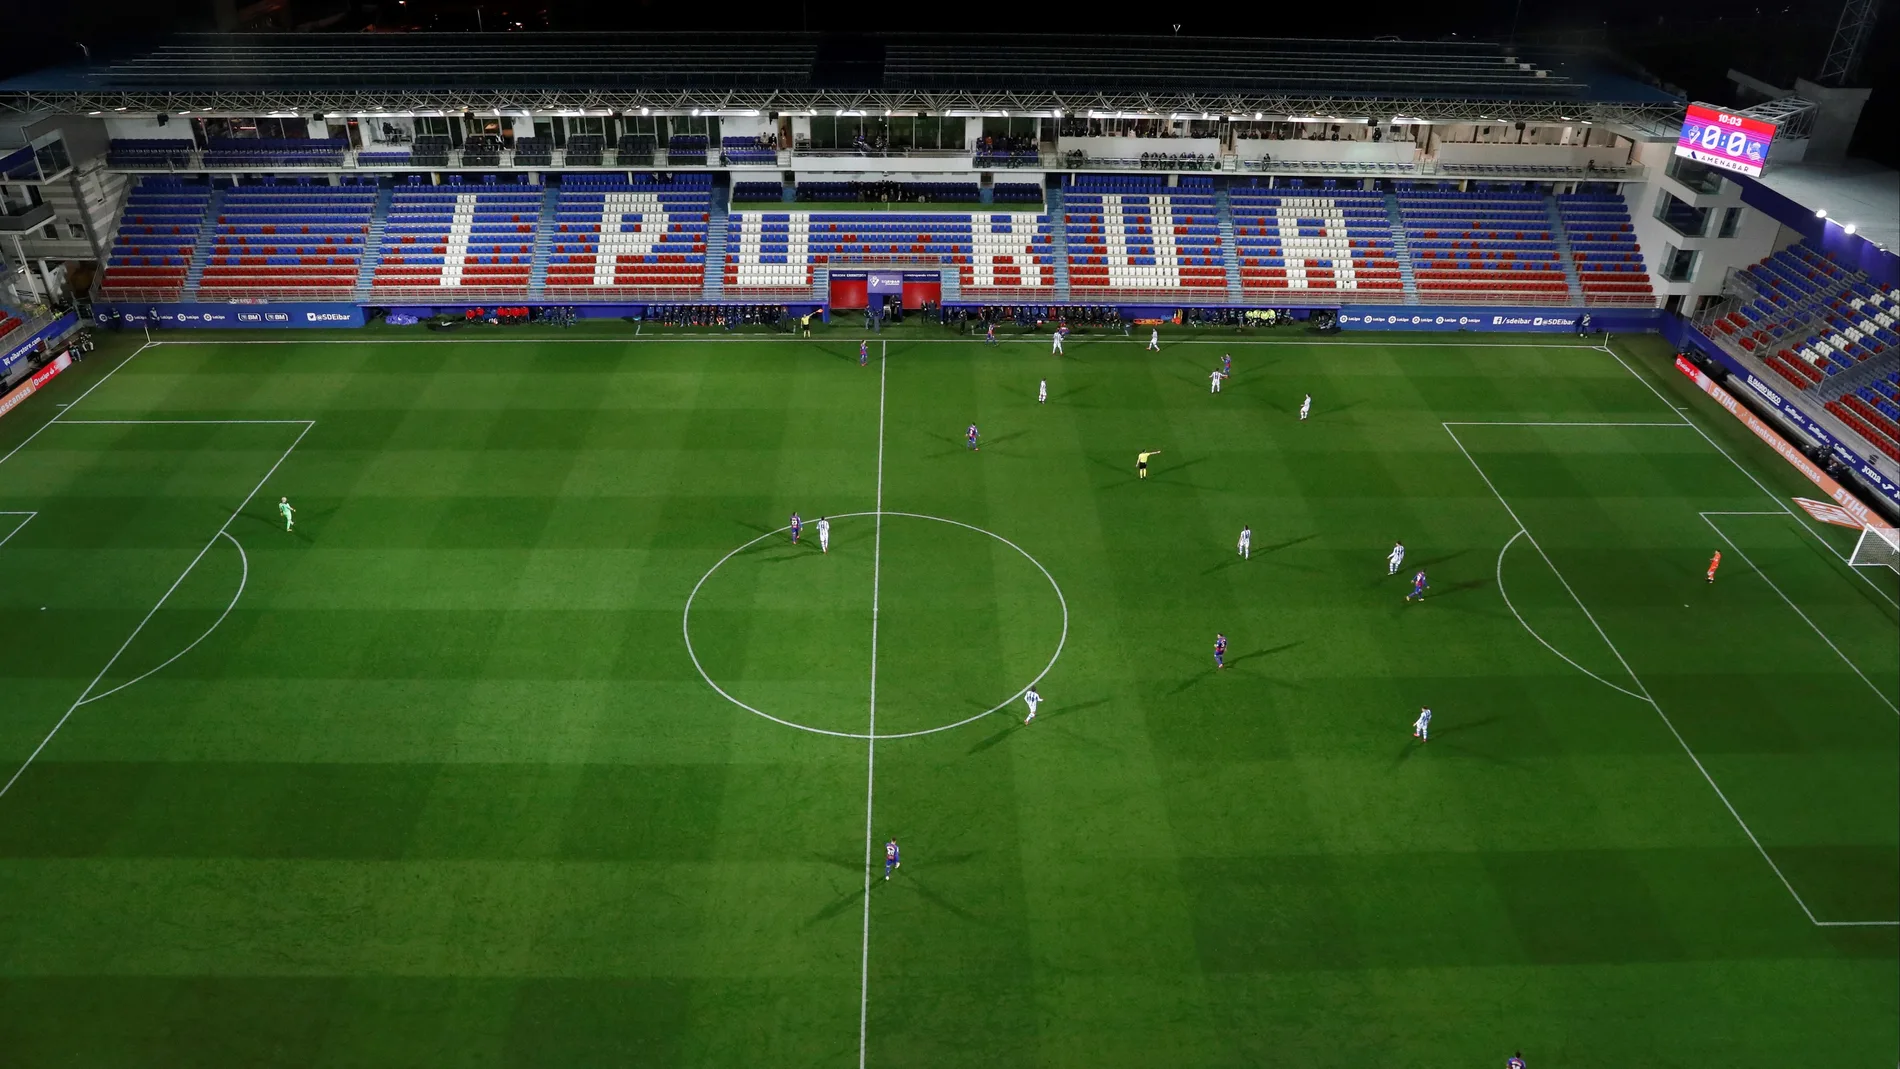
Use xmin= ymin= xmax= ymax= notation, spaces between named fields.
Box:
xmin=1848 ymin=525 xmax=1900 ymax=573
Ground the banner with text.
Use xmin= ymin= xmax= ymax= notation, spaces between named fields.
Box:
xmin=101 ymin=303 xmax=365 ymax=329
xmin=1336 ymin=306 xmax=1662 ymax=333
xmin=1 ymin=311 xmax=80 ymax=375
xmin=1673 ymin=355 xmax=1898 ymax=526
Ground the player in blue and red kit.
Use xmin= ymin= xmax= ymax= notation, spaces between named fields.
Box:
xmin=1506 ymin=1054 xmax=1526 ymax=1069
xmin=860 ymin=340 xmax=870 ymax=367
xmin=985 ymin=322 xmax=998 ymax=346
xmin=884 ymin=839 xmax=901 ymax=879
xmin=966 ymin=423 xmax=980 ymax=451
xmin=1221 ymin=352 xmax=1232 ymax=377
xmin=1405 ymin=569 xmax=1429 ymax=602
xmin=789 ymin=511 xmax=803 ymax=544
xmin=1214 ymin=632 xmax=1228 ymax=669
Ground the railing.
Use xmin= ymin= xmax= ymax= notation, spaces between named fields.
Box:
xmin=960 ymin=286 xmax=1058 ymax=300
xmin=0 ymin=309 xmax=64 ymax=353
xmin=542 ymin=285 xmax=707 ymax=299
xmin=718 ymin=286 xmax=822 ymax=301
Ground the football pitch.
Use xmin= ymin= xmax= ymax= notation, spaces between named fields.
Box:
xmin=0 ymin=323 xmax=1893 ymax=1067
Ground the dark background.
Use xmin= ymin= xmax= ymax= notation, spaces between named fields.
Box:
xmin=5 ymin=0 xmax=1893 ymax=167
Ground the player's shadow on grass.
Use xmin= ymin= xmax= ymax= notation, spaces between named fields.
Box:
xmin=1417 ymin=549 xmax=1471 ymax=570
xmin=1434 ymin=577 xmax=1492 ymax=598
xmin=1167 ymin=642 xmax=1301 ymax=695
xmin=1087 ymin=453 xmax=1204 ymax=488
xmin=234 ymin=507 xmax=326 ymax=544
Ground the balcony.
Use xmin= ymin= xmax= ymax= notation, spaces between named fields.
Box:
xmin=0 ymin=203 xmax=55 ymax=233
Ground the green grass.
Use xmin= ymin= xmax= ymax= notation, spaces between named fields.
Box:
xmin=0 ymin=324 xmax=1892 ymax=1067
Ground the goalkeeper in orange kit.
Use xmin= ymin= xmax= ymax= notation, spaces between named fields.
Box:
xmin=1706 ymin=550 xmax=1721 ymax=583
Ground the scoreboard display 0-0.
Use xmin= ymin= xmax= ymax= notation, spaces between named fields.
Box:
xmin=1675 ymin=103 xmax=1776 ymax=178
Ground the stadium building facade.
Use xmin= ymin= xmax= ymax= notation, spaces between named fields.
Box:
xmin=1 ymin=32 xmax=1896 ymax=510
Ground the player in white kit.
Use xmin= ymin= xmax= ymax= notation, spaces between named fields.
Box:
xmin=1387 ymin=541 xmax=1405 ymax=574
xmin=817 ymin=517 xmax=831 ymax=553
xmin=1413 ymin=707 xmax=1432 ymax=742
xmin=1051 ymin=330 xmax=1064 ymax=355
xmin=1022 ymin=686 xmax=1041 ymax=724
xmin=1210 ymin=368 xmax=1223 ymax=394
xmin=1237 ymin=525 xmax=1251 ymax=559
xmin=1147 ymin=329 xmax=1160 ymax=351
xmin=1299 ymin=394 xmax=1311 ymax=421
xmin=1038 ymin=379 xmax=1048 ymax=404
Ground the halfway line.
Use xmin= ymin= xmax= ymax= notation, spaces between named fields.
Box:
xmin=858 ymin=338 xmax=887 ymax=1067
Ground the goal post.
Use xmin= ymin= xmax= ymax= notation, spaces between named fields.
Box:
xmin=1848 ymin=525 xmax=1900 ymax=573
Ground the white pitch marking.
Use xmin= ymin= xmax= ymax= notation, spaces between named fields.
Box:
xmin=0 ymin=341 xmax=155 ymax=468
xmin=1596 ymin=339 xmax=1898 ymax=611
xmin=77 ymin=530 xmax=249 ymax=708
xmin=1493 ymin=529 xmax=1648 ymax=701
xmin=857 ymin=337 xmax=888 ymax=1069
xmin=0 ymin=420 xmax=313 ymax=802
xmin=1446 ymin=422 xmax=1857 ymax=928
xmin=1701 ymin=512 xmax=1898 ymax=716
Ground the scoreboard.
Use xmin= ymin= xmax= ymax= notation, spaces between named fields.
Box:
xmin=1675 ymin=103 xmax=1776 ymax=178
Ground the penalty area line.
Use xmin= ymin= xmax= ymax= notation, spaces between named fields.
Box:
xmin=0 ymin=419 xmax=314 ymax=803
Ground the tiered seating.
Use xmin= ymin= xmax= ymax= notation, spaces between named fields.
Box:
xmin=732 ymin=181 xmax=783 ymax=202
xmin=411 ymin=137 xmax=451 ymax=166
xmin=565 ymin=135 xmax=605 ymax=166
xmin=544 ymin=174 xmax=711 ymax=295
xmin=1399 ymin=188 xmax=1567 ymax=301
xmin=722 ymin=209 xmax=1051 ymax=294
xmin=461 ymin=136 xmax=502 ymax=166
xmin=203 ymin=137 xmax=346 ymax=167
xmin=1720 ymin=245 xmax=1866 ymax=361
xmin=961 ymin=213 xmax=1056 ymax=294
xmin=371 ymin=178 xmax=542 ymax=296
xmin=1557 ymin=193 xmax=1653 ymax=304
xmin=0 ymin=305 xmax=23 ymax=337
xmin=513 ymin=137 xmax=552 ymax=166
xmin=98 ymin=178 xmax=212 ymax=300
xmin=1230 ymin=188 xmax=1401 ymax=297
xmin=1063 ymin=177 xmax=1226 ymax=294
xmin=358 ymin=149 xmax=412 ymax=165
xmin=108 ymin=139 xmax=195 ymax=168
xmin=993 ymin=183 xmax=1043 ymax=204
xmin=197 ymin=180 xmax=376 ymax=298
xmin=667 ymin=135 xmax=708 ymax=165
xmin=721 ymin=137 xmax=776 ymax=165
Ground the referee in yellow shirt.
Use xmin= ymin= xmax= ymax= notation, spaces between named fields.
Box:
xmin=1137 ymin=450 xmax=1161 ymax=479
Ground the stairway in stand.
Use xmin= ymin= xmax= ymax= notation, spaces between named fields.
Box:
xmin=1047 ymin=185 xmax=1070 ymax=300
xmin=180 ymin=187 xmax=226 ymax=300
xmin=1385 ymin=192 xmax=1418 ymax=302
xmin=1546 ymin=195 xmax=1584 ymax=305
xmin=528 ymin=180 xmax=560 ymax=299
xmin=353 ymin=185 xmax=392 ymax=300
xmin=702 ymin=183 xmax=729 ymax=303
xmin=1215 ymin=186 xmax=1243 ymax=305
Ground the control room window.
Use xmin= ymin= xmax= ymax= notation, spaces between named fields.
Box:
xmin=1665 ymin=154 xmax=1725 ymax=195
xmin=1719 ymin=206 xmax=1745 ymax=239
xmin=1660 ymin=243 xmax=1699 ymax=282
xmin=1654 ymin=190 xmax=1710 ymax=237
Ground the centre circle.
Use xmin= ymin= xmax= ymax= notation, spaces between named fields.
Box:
xmin=682 ymin=512 xmax=1067 ymax=739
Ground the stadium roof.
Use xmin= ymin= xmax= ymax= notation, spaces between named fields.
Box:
xmin=0 ymin=32 xmax=1685 ymax=133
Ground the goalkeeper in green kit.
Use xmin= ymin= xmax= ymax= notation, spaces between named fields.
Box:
xmin=279 ymin=496 xmax=296 ymax=532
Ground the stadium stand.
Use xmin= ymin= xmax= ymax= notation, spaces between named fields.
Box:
xmin=357 ymin=149 xmax=413 ymax=166
xmin=371 ymin=177 xmax=542 ymax=297
xmin=614 ymin=134 xmax=657 ymax=165
xmin=732 ymin=181 xmax=784 ymax=203
xmin=564 ymin=135 xmax=605 ymax=166
xmin=197 ymin=179 xmax=376 ymax=298
xmin=1398 ymin=186 xmax=1570 ymax=302
xmin=0 ymin=304 xmax=22 ymax=338
xmin=992 ymin=182 xmax=1044 ymax=204
xmin=98 ymin=177 xmax=213 ymax=300
xmin=721 ymin=137 xmax=777 ymax=165
xmin=411 ymin=136 xmax=452 ymax=166
xmin=203 ymin=137 xmax=347 ymax=167
xmin=108 ymin=139 xmax=196 ymax=168
xmin=961 ymin=212 xmax=1057 ymax=295
xmin=1557 ymin=191 xmax=1654 ymax=304
xmin=512 ymin=137 xmax=553 ymax=166
xmin=667 ymin=134 xmax=709 ymax=165
xmin=1229 ymin=185 xmax=1403 ymax=297
xmin=1063 ymin=175 xmax=1227 ymax=295
xmin=796 ymin=181 xmax=981 ymax=204
xmin=461 ymin=136 xmax=502 ymax=167
xmin=723 ymin=206 xmax=1050 ymax=294
xmin=543 ymin=174 xmax=712 ymax=296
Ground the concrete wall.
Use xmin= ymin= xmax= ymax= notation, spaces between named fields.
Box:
xmin=1622 ymin=139 xmax=1779 ymax=307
